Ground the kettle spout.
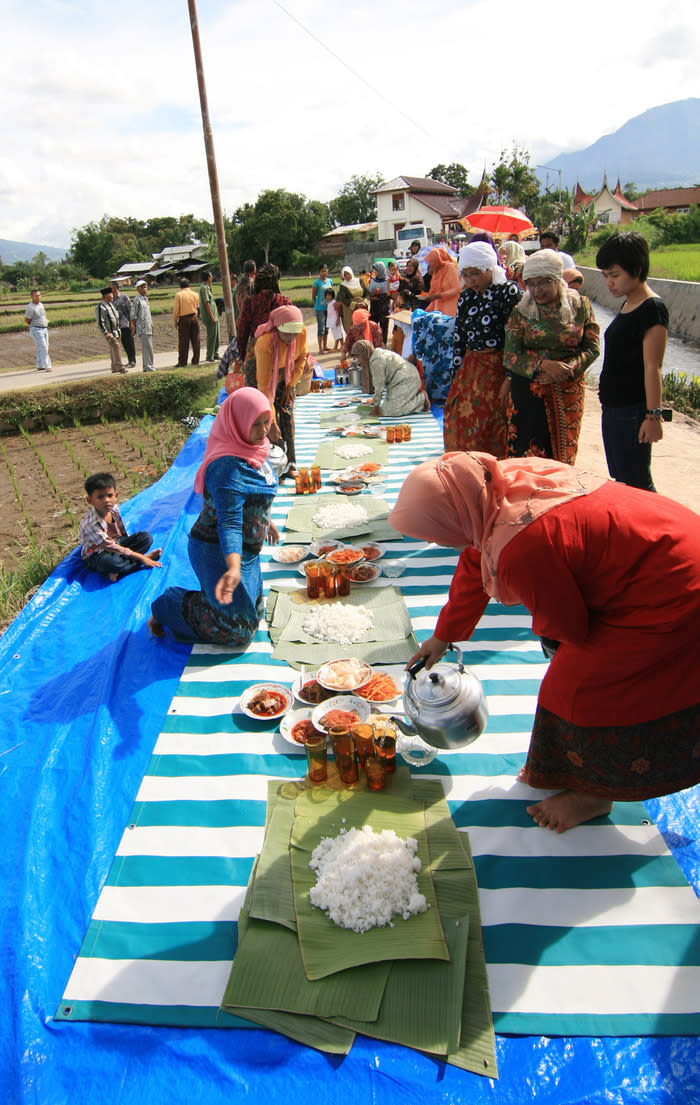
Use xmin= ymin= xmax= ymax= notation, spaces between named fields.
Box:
xmin=389 ymin=715 xmax=416 ymax=737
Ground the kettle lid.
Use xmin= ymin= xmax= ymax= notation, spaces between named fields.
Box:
xmin=407 ymin=663 xmax=463 ymax=707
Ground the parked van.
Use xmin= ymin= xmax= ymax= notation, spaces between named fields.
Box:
xmin=394 ymin=224 xmax=434 ymax=263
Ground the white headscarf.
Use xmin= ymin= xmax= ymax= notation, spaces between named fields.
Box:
xmin=341 ymin=266 xmax=361 ymax=290
xmin=519 ymin=249 xmax=579 ymax=322
xmin=458 ymin=242 xmax=507 ymax=285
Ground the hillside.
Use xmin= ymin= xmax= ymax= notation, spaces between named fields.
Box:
xmin=540 ymin=98 xmax=700 ymax=192
xmin=0 ymin=238 xmax=68 ymax=264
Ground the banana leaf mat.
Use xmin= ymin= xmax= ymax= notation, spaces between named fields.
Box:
xmin=266 ymin=584 xmax=419 ymax=667
xmin=222 ymin=776 xmax=495 ymax=1074
xmin=319 ymin=403 xmax=379 ymax=427
xmin=313 ymin=438 xmax=388 ymax=470
xmin=282 ymin=492 xmax=399 ymax=543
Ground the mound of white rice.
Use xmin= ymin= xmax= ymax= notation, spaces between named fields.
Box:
xmin=335 ymin=443 xmax=373 ymax=460
xmin=313 ymin=502 xmax=369 ymax=530
xmin=309 ymin=825 xmax=428 ymax=933
xmin=302 ymin=602 xmax=374 ymax=644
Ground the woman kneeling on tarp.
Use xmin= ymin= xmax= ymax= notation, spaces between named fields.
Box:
xmin=389 ymin=452 xmax=700 ymax=833
xmin=149 ymin=388 xmax=279 ymax=645
xmin=351 ymin=340 xmax=430 ymax=418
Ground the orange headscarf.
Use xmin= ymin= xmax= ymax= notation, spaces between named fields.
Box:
xmin=425 ymin=248 xmax=461 ymax=316
xmin=351 ymin=308 xmax=372 ymax=342
xmin=388 ymin=452 xmax=607 ymax=599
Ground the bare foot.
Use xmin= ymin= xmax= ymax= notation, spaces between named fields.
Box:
xmin=517 ymin=766 xmax=530 ymax=783
xmin=147 ymin=548 xmax=162 ymax=562
xmin=109 ymin=573 xmax=119 ymax=582
xmin=148 ymin=615 xmax=165 ymax=638
xmin=526 ymin=791 xmax=613 ymax=833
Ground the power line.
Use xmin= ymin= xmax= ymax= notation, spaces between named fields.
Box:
xmin=270 ymin=0 xmax=445 ymax=148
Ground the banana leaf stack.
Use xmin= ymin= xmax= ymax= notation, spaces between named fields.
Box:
xmin=220 ymin=769 xmax=498 ymax=1077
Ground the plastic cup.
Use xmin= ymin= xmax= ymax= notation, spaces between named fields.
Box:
xmin=365 ymin=755 xmax=386 ymax=791
xmin=403 ymin=424 xmax=412 ymax=441
xmin=394 ymin=425 xmax=404 ymax=443
xmin=305 ymin=736 xmax=328 ymax=784
xmin=304 ymin=561 xmax=320 ymax=599
xmin=386 ymin=425 xmax=395 ymax=444
xmin=375 ymin=731 xmax=396 ymax=774
xmin=351 ymin=723 xmax=375 ymax=767
xmin=330 ymin=730 xmax=358 ymax=785
xmin=295 ymin=473 xmax=305 ymax=495
xmin=311 ymin=465 xmax=322 ymax=491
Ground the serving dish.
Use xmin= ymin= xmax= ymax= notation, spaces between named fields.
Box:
xmin=311 ymin=695 xmax=371 ymax=732
xmin=353 ymin=669 xmax=401 ymax=704
xmin=316 ymin=657 xmax=372 ymax=692
xmin=271 ymin=545 xmax=308 ymax=564
xmin=335 ymin=481 xmax=364 ymax=496
xmin=358 ymin=542 xmax=383 ymax=561
xmin=325 ymin=547 xmax=366 ymax=567
xmin=291 ymin=672 xmax=337 ymax=705
xmin=348 ymin=563 xmax=381 ymax=584
xmin=239 ymin=683 xmax=294 ymax=721
xmin=309 ymin=538 xmax=345 ymax=557
xmin=279 ymin=707 xmax=325 ymax=749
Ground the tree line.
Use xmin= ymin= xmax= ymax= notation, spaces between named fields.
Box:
xmin=2 ymin=149 xmax=698 ymax=291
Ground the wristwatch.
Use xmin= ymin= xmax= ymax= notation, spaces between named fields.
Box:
xmin=645 ymin=408 xmax=663 ymax=417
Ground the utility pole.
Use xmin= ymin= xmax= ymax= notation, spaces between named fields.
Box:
xmin=187 ymin=0 xmax=235 ymax=343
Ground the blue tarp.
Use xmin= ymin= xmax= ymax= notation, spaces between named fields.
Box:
xmin=2 ymin=418 xmax=699 ymax=1105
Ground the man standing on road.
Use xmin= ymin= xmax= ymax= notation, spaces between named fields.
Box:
xmin=172 ymin=278 xmax=200 ymax=366
xmin=109 ymin=280 xmax=137 ymax=368
xmin=24 ymin=289 xmax=52 ymax=372
xmin=130 ymin=280 xmax=155 ymax=372
xmin=96 ymin=287 xmax=126 ymax=373
xmin=199 ymin=270 xmax=219 ymax=362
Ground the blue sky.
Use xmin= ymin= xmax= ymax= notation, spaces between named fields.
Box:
xmin=2 ymin=0 xmax=699 ymax=248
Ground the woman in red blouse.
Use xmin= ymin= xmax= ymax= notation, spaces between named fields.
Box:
xmin=389 ymin=451 xmax=700 ymax=833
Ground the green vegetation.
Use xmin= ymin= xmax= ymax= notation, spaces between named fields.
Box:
xmin=574 ymin=242 xmax=700 ymax=282
xmin=0 ymin=368 xmax=219 ymax=434
xmin=0 ymin=532 xmax=77 ymax=631
xmin=663 ymin=371 xmax=700 ymax=417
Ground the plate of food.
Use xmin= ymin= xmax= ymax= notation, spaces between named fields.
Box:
xmin=239 ymin=683 xmax=294 ymax=721
xmin=358 ymin=542 xmax=383 ymax=561
xmin=316 ymin=657 xmax=372 ymax=692
xmin=292 ymin=672 xmax=338 ymax=705
xmin=348 ymin=563 xmax=381 ymax=584
xmin=311 ymin=695 xmax=371 ymax=732
xmin=309 ymin=538 xmax=345 ymax=557
xmin=332 ymin=399 xmax=354 ymax=408
xmin=271 ymin=544 xmax=308 ymax=564
xmin=354 ymin=670 xmax=401 ymax=704
xmin=279 ymin=708 xmax=326 ymax=749
xmin=335 ymin=481 xmax=364 ymax=496
xmin=325 ymin=546 xmax=366 ymax=568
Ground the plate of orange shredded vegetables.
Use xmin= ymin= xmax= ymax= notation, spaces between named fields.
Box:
xmin=354 ymin=671 xmax=402 ymax=704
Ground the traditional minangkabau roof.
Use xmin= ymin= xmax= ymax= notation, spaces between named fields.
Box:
xmin=574 ymin=182 xmax=595 ymax=207
xmin=612 ymin=179 xmax=639 ymax=211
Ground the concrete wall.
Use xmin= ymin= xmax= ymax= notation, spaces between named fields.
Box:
xmin=579 ymin=267 xmax=700 ymax=342
xmin=345 ymin=240 xmax=396 ymax=271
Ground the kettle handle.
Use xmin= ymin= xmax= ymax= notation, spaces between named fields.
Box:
xmin=407 ymin=642 xmax=464 ymax=680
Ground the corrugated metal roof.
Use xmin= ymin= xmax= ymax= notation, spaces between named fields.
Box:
xmin=116 ymin=262 xmax=154 ymax=273
xmin=148 ymin=266 xmax=175 ymax=278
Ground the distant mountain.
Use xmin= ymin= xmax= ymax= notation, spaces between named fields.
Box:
xmin=539 ymin=99 xmax=700 ymax=193
xmin=0 ymin=238 xmax=68 ymax=264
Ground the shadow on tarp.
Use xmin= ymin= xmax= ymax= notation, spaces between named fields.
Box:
xmin=1 ymin=416 xmax=699 ymax=1105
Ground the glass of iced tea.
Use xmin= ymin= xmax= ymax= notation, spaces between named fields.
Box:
xmin=304 ymin=560 xmax=320 ymax=599
xmin=394 ymin=425 xmax=404 ymax=443
xmin=305 ymin=735 xmax=328 ymax=784
xmin=365 ymin=755 xmax=386 ymax=790
xmin=330 ymin=730 xmax=358 ymax=785
xmin=385 ymin=425 xmax=395 ymax=444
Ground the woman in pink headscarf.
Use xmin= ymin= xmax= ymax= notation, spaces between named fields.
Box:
xmin=149 ymin=388 xmax=280 ymax=645
xmin=390 ymin=451 xmax=700 ymax=833
xmin=416 ymin=247 xmax=461 ymax=316
xmin=254 ymin=304 xmax=308 ymax=479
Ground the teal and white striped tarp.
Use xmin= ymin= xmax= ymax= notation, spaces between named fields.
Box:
xmin=58 ymin=391 xmax=700 ymax=1037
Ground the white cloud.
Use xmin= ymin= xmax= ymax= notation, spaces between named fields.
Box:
xmin=1 ymin=0 xmax=698 ymax=247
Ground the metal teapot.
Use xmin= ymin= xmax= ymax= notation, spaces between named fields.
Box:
xmin=391 ymin=644 xmax=488 ymax=752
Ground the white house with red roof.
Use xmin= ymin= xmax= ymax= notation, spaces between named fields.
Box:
xmin=373 ymin=176 xmax=484 ymax=241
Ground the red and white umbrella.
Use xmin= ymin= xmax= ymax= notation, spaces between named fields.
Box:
xmin=460 ymin=206 xmax=533 ymax=238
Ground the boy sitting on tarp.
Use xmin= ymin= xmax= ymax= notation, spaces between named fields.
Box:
xmin=79 ymin=472 xmax=162 ymax=582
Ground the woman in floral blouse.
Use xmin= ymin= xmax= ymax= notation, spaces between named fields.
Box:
xmin=443 ymin=242 xmax=521 ymax=456
xmin=504 ymin=250 xmax=600 ymax=464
